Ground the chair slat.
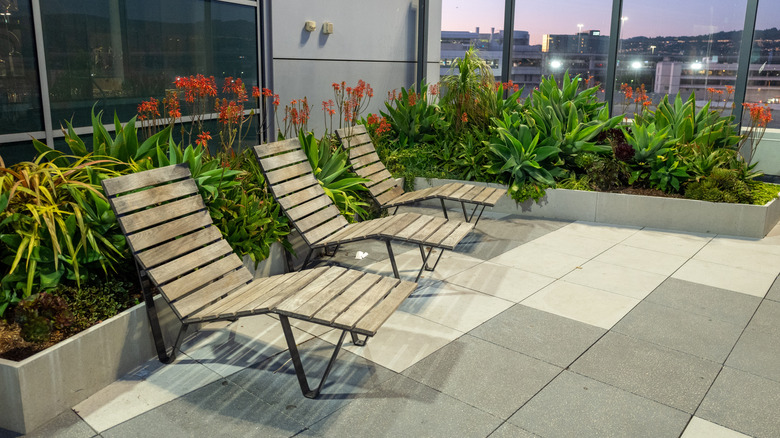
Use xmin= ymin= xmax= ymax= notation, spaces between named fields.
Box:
xmin=375 ymin=186 xmax=405 ymax=206
xmin=362 ymin=169 xmax=394 ymax=186
xmin=418 ymin=220 xmax=460 ymax=246
xmin=275 ymin=267 xmax=356 ymax=317
xmin=273 ymin=174 xmax=319 ymax=198
xmin=333 ymin=276 xmax=398 ymax=330
xmin=111 ymin=179 xmax=199 ymax=215
xmin=350 ymin=152 xmax=381 ymax=168
xmin=357 ymin=162 xmax=385 ymax=179
xmin=295 ymin=205 xmax=343 ymax=232
xmin=234 ymin=267 xmax=329 ymax=315
xmin=163 ymin=254 xmax=244 ymax=302
xmin=264 ymin=162 xmax=313 ymax=184
xmin=127 ymin=210 xmax=213 ymax=252
xmin=174 ymin=268 xmax=254 ymax=319
xmin=309 ymin=273 xmax=382 ymax=325
xmin=352 ymin=280 xmax=416 ymax=335
xmin=484 ymin=188 xmax=506 ymax=205
xmin=347 ymin=144 xmax=375 ymax=159
xmin=259 ymin=149 xmax=308 ymax=171
xmin=439 ymin=222 xmax=476 ymax=248
xmin=148 ymin=240 xmax=234 ymax=285
xmin=121 ymin=195 xmax=205 ymax=233
xmin=374 ymin=213 xmax=421 ymax=237
xmin=392 ymin=215 xmax=436 ymax=241
xmin=136 ymin=226 xmax=223 ymax=269
xmin=290 ymin=270 xmax=365 ymax=318
xmin=304 ymin=217 xmax=349 ymax=246
xmin=253 ymin=139 xmax=301 ymax=158
xmin=102 ymin=163 xmax=191 ymax=196
xmin=186 ymin=276 xmax=286 ymax=322
xmin=285 ymin=195 xmax=334 ymax=221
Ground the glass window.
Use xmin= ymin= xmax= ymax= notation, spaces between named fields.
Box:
xmin=513 ymin=0 xmax=611 ymax=98
xmin=40 ymin=0 xmax=258 ymax=128
xmin=744 ymin=2 xmax=780 ymax=128
xmin=0 ymin=0 xmax=43 ymax=134
xmin=440 ymin=0 xmax=505 ymax=81
xmin=615 ymin=0 xmax=747 ymax=115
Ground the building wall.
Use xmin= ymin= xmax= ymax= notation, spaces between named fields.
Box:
xmin=270 ymin=0 xmax=441 ymax=135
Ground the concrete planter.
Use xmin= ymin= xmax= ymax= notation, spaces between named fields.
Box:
xmin=415 ymin=177 xmax=780 ymax=238
xmin=0 ymin=241 xmax=288 ymax=434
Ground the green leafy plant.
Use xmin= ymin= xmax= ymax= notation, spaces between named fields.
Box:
xmin=487 ymin=123 xmax=561 ymax=195
xmin=685 ymin=168 xmax=753 ymax=203
xmin=381 ymin=84 xmax=450 ymax=149
xmin=440 ymin=48 xmax=497 ymax=132
xmin=299 ymin=131 xmax=370 ymax=221
xmin=13 ymin=292 xmax=73 ymax=343
xmin=57 ymin=276 xmax=140 ymax=332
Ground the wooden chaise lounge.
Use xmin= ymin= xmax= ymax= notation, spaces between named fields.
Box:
xmin=254 ymin=139 xmax=475 ymax=281
xmin=102 ymin=164 xmax=417 ymax=398
xmin=336 ymin=125 xmax=505 ymax=225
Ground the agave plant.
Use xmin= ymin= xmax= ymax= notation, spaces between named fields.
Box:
xmin=487 ymin=123 xmax=562 ymax=188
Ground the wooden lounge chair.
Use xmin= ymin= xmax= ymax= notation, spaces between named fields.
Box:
xmin=102 ymin=164 xmax=417 ymax=398
xmin=254 ymin=139 xmax=475 ymax=281
xmin=336 ymin=125 xmax=505 ymax=225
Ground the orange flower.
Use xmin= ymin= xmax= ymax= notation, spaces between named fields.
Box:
xmin=195 ymin=131 xmax=212 ymax=147
xmin=461 ymin=112 xmax=468 ymax=123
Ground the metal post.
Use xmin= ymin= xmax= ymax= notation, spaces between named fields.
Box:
xmin=30 ymin=0 xmax=54 ymax=146
xmin=500 ymin=0 xmax=516 ymax=85
xmin=605 ymin=0 xmax=624 ymax=116
xmin=258 ymin=0 xmax=274 ymax=142
xmin=733 ymin=0 xmax=760 ymax=126
xmin=416 ymin=0 xmax=429 ymax=92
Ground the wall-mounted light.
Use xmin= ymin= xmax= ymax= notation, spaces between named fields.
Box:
xmin=304 ymin=20 xmax=316 ymax=32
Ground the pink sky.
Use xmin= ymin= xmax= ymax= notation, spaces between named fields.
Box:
xmin=442 ymin=0 xmax=772 ymax=46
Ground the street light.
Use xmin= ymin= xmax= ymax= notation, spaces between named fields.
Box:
xmin=551 ymin=60 xmax=562 ymax=69
xmin=650 ymin=45 xmax=656 ymax=54
xmin=631 ymin=61 xmax=642 ymax=69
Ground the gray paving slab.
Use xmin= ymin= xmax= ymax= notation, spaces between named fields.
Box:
xmin=508 ymin=371 xmax=690 ymax=438
xmin=452 ymin=216 xmax=571 ymax=261
xmin=469 ymin=304 xmax=606 ymax=367
xmin=697 ymin=366 xmax=780 ymax=438
xmin=0 ymin=409 xmax=96 ymax=438
xmin=766 ymin=274 xmax=780 ymax=302
xmin=100 ymin=378 xmax=305 ymax=438
xmin=300 ymin=373 xmax=502 ymax=438
xmin=402 ymin=334 xmax=562 ymax=419
xmin=612 ymin=301 xmax=745 ymax=363
xmin=747 ymin=299 xmax=780 ymax=336
xmin=227 ymin=337 xmax=397 ymax=427
xmin=487 ymin=422 xmax=539 ymax=438
xmin=725 ymin=328 xmax=780 ymax=383
xmin=645 ymin=278 xmax=762 ymax=326
xmin=569 ymin=332 xmax=722 ymax=413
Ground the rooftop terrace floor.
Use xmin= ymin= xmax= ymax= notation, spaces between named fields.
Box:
xmin=11 ymin=202 xmax=780 ymax=438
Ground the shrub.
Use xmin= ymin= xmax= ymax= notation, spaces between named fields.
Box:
xmin=14 ymin=292 xmax=72 ymax=343
xmin=685 ymin=168 xmax=753 ymax=204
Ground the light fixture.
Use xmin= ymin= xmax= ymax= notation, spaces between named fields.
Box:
xmin=691 ymin=62 xmax=703 ymax=70
xmin=631 ymin=61 xmax=642 ymax=69
xmin=550 ymin=60 xmax=562 ymax=69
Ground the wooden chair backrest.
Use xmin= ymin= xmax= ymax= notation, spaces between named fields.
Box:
xmin=254 ymin=139 xmax=349 ymax=247
xmin=102 ymin=164 xmax=252 ymax=321
xmin=335 ymin=125 xmax=404 ymax=206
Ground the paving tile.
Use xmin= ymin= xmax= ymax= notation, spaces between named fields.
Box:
xmin=645 ymin=278 xmax=761 ymax=326
xmin=179 ymin=315 xmax=316 ymax=378
xmin=73 ymin=350 xmax=225 ymax=433
xmin=488 ymin=241 xmax=589 ymax=279
xmin=469 ymin=305 xmax=606 ymax=368
xmin=612 ymin=301 xmax=745 ymax=363
xmin=453 ymin=228 xmax=525 ymax=261
xmin=557 ymin=221 xmax=642 ymax=242
xmin=521 ymin=280 xmax=640 ymax=329
xmin=100 ymin=379 xmax=304 ymax=438
xmin=528 ymin=230 xmax=617 ymax=258
xmin=402 ymin=334 xmax=562 ymax=419
xmin=766 ymin=275 xmax=780 ymax=302
xmin=621 ymin=227 xmax=713 ymax=258
xmin=446 ymin=261 xmax=555 ymax=303
xmin=319 ymin=311 xmax=462 ymax=373
xmin=488 ymin=422 xmax=539 ymax=438
xmin=570 ymin=332 xmax=721 ymax=413
xmin=747 ymin=299 xmax=780 ymax=336
xmin=561 ymin=260 xmax=668 ymax=300
xmin=593 ymin=244 xmax=689 ymax=276
xmin=363 ymin=248 xmax=483 ymax=283
xmin=398 ymin=282 xmax=514 ymax=332
xmin=697 ymin=367 xmax=780 ymax=438
xmin=508 ymin=371 xmax=690 ymax=438
xmin=478 ymin=214 xmax=571 ymax=244
xmin=20 ymin=409 xmax=96 ymax=438
xmin=300 ymin=374 xmax=501 ymax=438
xmin=707 ymin=235 xmax=780 ymax=257
xmin=672 ymin=259 xmax=776 ymax=297
xmin=725 ymin=328 xmax=780 ymax=383
xmin=681 ymin=417 xmax=751 ymax=438
xmin=227 ymin=337 xmax=397 ymax=427
xmin=693 ymin=242 xmax=780 ymax=275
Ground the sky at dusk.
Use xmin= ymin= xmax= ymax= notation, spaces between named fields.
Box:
xmin=442 ymin=0 xmax=780 ymax=46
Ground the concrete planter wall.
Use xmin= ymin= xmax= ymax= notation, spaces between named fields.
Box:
xmin=415 ymin=177 xmax=780 ymax=238
xmin=0 ymin=242 xmax=287 ymax=434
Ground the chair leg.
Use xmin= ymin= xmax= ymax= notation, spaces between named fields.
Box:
xmin=279 ymin=315 xmax=347 ymax=399
xmin=416 ymin=244 xmax=445 ymax=282
xmin=351 ymin=332 xmax=369 ymax=346
xmin=137 ymin=265 xmax=188 ymax=364
xmin=439 ymin=199 xmax=449 ymax=220
xmin=461 ymin=201 xmax=487 ymax=225
xmin=298 ymin=247 xmax=314 ymax=271
xmin=323 ymin=244 xmax=340 ymax=257
xmin=385 ymin=240 xmax=400 ymax=278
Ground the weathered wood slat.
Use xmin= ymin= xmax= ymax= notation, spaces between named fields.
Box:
xmin=277 ymin=186 xmax=326 ymax=211
xmin=357 ymin=162 xmax=385 ymax=179
xmin=286 ymin=195 xmax=333 ymax=221
xmin=273 ymin=174 xmax=319 ymax=198
xmin=353 ymin=281 xmax=416 ymax=335
xmin=235 ymin=267 xmax=328 ymax=315
xmin=363 ymin=169 xmax=394 ymax=186
xmin=404 ymin=217 xmax=448 ymax=243
xmin=264 ymin=162 xmax=312 ymax=184
xmin=375 ymin=213 xmax=421 ymax=237
xmin=127 ymin=210 xmax=213 ymax=252
xmin=420 ymin=220 xmax=460 ymax=246
xmin=323 ymin=220 xmax=377 ymax=243
xmin=350 ymin=152 xmax=381 ymax=168
xmin=448 ymin=183 xmax=477 ymax=200
xmin=393 ymin=215 xmax=436 ymax=241
xmin=484 ymin=188 xmax=506 ymax=205
xmin=187 ymin=275 xmax=288 ymax=321
xmin=163 ymin=254 xmax=244 ymax=302
xmin=472 ymin=186 xmax=498 ymax=204
xmin=259 ymin=149 xmax=308 ymax=171
xmin=430 ymin=183 xmax=463 ymax=198
xmin=309 ymin=273 xmax=383 ymax=325
xmin=344 ymin=132 xmax=373 ymax=147
xmin=136 ymin=226 xmax=223 ymax=269
xmin=296 ymin=205 xmax=342 ymax=232
xmin=276 ymin=267 xmax=357 ymax=317
xmin=375 ymin=187 xmax=404 ymax=206
xmin=333 ymin=276 xmax=398 ymax=330
xmin=368 ymin=178 xmax=399 ymax=196
xmin=347 ymin=144 xmax=375 ymax=159
xmin=459 ymin=185 xmax=488 ymax=201
xmin=111 ymin=179 xmax=199 ymax=215
xmin=121 ymin=195 xmax=205 ymax=233
xmin=174 ymin=268 xmax=253 ymax=319
xmin=253 ymin=140 xmax=300 ymax=158
xmin=102 ymin=163 xmax=191 ymax=196
xmin=289 ymin=270 xmax=365 ymax=318
xmin=305 ymin=217 xmax=348 ymax=246
xmin=439 ymin=221 xmax=476 ymax=248
xmin=148 ymin=240 xmax=234 ymax=285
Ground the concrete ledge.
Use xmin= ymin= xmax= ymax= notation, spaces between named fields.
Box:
xmin=414 ymin=177 xmax=780 ymax=238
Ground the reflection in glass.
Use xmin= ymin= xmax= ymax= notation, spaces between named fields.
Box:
xmin=440 ymin=0 xmax=505 ymax=81
xmin=0 ymin=0 xmax=43 ymax=134
xmin=515 ymin=0 xmax=611 ymax=97
xmin=744 ymin=2 xmax=780 ymax=128
xmin=615 ymin=0 xmax=746 ymax=116
xmin=40 ymin=0 xmax=258 ymax=128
